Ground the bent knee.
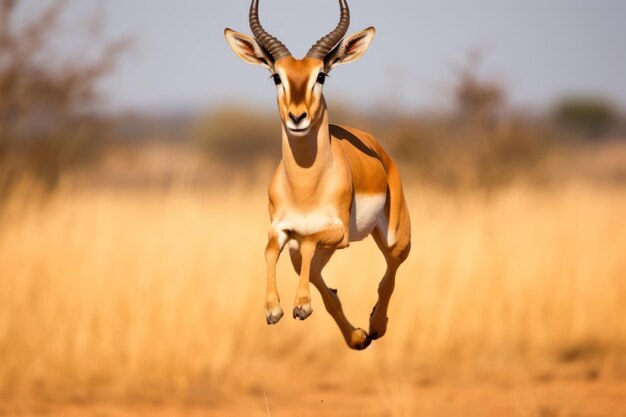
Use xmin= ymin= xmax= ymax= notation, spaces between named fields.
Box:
xmin=388 ymin=239 xmax=410 ymax=267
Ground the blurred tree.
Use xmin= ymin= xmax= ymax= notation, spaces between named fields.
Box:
xmin=452 ymin=51 xmax=506 ymax=125
xmin=193 ymin=108 xmax=281 ymax=163
xmin=0 ymin=0 xmax=129 ymax=198
xmin=385 ymin=52 xmax=551 ymax=189
xmin=553 ymin=96 xmax=618 ymax=139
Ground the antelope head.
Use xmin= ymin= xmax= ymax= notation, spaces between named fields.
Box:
xmin=225 ymin=0 xmax=375 ymax=137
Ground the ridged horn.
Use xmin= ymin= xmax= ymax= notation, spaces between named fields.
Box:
xmin=249 ymin=0 xmax=291 ymax=60
xmin=306 ymin=0 xmax=350 ymax=60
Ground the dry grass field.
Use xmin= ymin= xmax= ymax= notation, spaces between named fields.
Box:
xmin=1 ymin=179 xmax=626 ymax=416
xmin=2 ymin=2 xmax=626 ymax=415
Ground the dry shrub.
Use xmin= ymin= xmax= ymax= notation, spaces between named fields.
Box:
xmin=193 ymin=107 xmax=281 ymax=163
xmin=0 ymin=0 xmax=128 ymax=197
xmin=383 ymin=55 xmax=555 ymax=189
xmin=553 ymin=95 xmax=620 ymax=139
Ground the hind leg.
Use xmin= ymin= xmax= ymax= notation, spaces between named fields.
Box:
xmin=369 ymin=201 xmax=411 ymax=340
xmin=289 ymin=243 xmax=371 ymax=350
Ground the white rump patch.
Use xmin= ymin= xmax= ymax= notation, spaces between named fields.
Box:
xmin=349 ymin=194 xmax=387 ymax=242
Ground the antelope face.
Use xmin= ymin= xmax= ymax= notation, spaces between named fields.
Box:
xmin=272 ymin=58 xmax=326 ymax=136
xmin=225 ymin=0 xmax=375 ymax=137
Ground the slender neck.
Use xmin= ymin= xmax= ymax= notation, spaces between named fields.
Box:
xmin=280 ymin=105 xmax=333 ymax=192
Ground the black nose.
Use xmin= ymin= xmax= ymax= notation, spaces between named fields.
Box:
xmin=288 ymin=112 xmax=307 ymax=124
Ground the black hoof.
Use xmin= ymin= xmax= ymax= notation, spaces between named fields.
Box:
xmin=292 ymin=305 xmax=313 ymax=320
xmin=265 ymin=310 xmax=283 ymax=325
xmin=354 ymin=336 xmax=372 ymax=351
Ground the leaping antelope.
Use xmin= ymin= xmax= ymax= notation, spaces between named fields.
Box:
xmin=224 ymin=0 xmax=411 ymax=350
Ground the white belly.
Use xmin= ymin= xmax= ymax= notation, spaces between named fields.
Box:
xmin=349 ymin=194 xmax=387 ymax=242
xmin=273 ymin=207 xmax=341 ymax=238
xmin=271 ymin=194 xmax=386 ymax=245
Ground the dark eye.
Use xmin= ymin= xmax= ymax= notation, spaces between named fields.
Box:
xmin=317 ymin=72 xmax=327 ymax=85
xmin=273 ymin=74 xmax=282 ymax=85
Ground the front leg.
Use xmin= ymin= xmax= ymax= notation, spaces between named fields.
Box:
xmin=293 ymin=239 xmax=316 ymax=320
xmin=265 ymin=226 xmax=288 ymax=324
xmin=293 ymin=221 xmax=348 ymax=320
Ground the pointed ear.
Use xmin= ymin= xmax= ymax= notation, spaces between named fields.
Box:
xmin=324 ymin=27 xmax=375 ymax=73
xmin=224 ymin=28 xmax=274 ymax=72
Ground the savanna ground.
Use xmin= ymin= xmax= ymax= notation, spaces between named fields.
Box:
xmin=1 ymin=145 xmax=626 ymax=416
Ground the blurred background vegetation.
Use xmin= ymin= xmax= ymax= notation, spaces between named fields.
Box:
xmin=1 ymin=0 xmax=625 ymax=202
xmin=0 ymin=0 xmax=131 ymax=196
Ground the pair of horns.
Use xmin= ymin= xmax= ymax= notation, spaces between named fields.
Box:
xmin=249 ymin=0 xmax=350 ymax=61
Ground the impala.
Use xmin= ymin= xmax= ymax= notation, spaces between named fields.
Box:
xmin=224 ymin=0 xmax=411 ymax=350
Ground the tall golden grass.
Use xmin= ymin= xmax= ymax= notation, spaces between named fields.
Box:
xmin=1 ymin=181 xmax=625 ymax=402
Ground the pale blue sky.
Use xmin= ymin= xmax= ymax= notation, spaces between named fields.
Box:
xmin=21 ymin=0 xmax=626 ymax=113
